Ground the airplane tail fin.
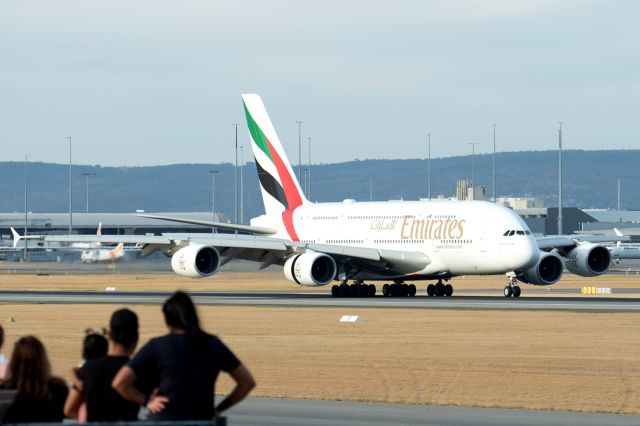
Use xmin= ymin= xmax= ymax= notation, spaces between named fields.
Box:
xmin=11 ymin=228 xmax=21 ymax=248
xmin=242 ymin=94 xmax=308 ymax=240
xmin=614 ymin=228 xmax=623 ymax=248
xmin=110 ymin=243 xmax=124 ymax=259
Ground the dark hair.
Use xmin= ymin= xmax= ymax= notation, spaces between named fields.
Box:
xmin=83 ymin=330 xmax=108 ymax=360
xmin=109 ymin=308 xmax=139 ymax=348
xmin=162 ymin=291 xmax=203 ymax=337
xmin=4 ymin=336 xmax=54 ymax=399
xmin=0 ymin=325 xmax=4 ymax=349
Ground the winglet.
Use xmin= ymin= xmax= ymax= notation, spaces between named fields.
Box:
xmin=11 ymin=228 xmax=21 ymax=248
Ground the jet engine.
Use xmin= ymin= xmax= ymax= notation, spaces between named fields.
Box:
xmin=563 ymin=243 xmax=611 ymax=277
xmin=171 ymin=244 xmax=220 ymax=278
xmin=517 ymin=251 xmax=564 ymax=286
xmin=284 ymin=252 xmax=337 ymax=286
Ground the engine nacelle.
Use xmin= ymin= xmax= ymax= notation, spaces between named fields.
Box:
xmin=284 ymin=252 xmax=337 ymax=286
xmin=171 ymin=244 xmax=220 ymax=278
xmin=517 ymin=251 xmax=564 ymax=286
xmin=563 ymin=243 xmax=611 ymax=277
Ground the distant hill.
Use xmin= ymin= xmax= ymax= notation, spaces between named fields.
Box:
xmin=2 ymin=149 xmax=639 ymax=221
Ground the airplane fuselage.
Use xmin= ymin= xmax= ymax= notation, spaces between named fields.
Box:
xmin=257 ymin=199 xmax=540 ymax=279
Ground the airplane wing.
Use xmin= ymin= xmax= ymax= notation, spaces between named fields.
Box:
xmin=13 ymin=228 xmax=429 ymax=277
xmin=178 ymin=235 xmax=430 ymax=275
xmin=136 ymin=214 xmax=277 ymax=236
xmin=536 ymin=234 xmax=630 ymax=251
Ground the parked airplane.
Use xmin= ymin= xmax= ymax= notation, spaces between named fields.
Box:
xmin=13 ymin=94 xmax=616 ymax=298
xmin=80 ymin=242 xmax=125 ymax=263
xmin=608 ymin=228 xmax=640 ymax=261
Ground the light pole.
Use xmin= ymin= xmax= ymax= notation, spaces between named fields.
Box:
xmin=24 ymin=154 xmax=29 ymax=260
xmin=82 ymin=172 xmax=96 ymax=213
xmin=558 ymin=122 xmax=564 ymax=235
xmin=617 ymin=179 xmax=621 ymax=210
xmin=68 ymin=136 xmax=73 ymax=233
xmin=307 ymin=137 xmax=311 ymax=199
xmin=427 ymin=133 xmax=431 ymax=200
xmin=296 ymin=121 xmax=303 ymax=182
xmin=468 ymin=142 xmax=479 ymax=200
xmin=233 ymin=123 xmax=239 ymax=225
xmin=240 ymin=145 xmax=244 ymax=224
xmin=492 ymin=124 xmax=496 ymax=202
xmin=209 ymin=170 xmax=218 ymax=235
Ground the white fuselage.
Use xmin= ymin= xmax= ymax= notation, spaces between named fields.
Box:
xmin=81 ymin=245 xmax=124 ymax=263
xmin=256 ymin=199 xmax=540 ymax=279
xmin=608 ymin=245 xmax=640 ymax=260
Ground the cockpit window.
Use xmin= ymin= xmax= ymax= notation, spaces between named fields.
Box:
xmin=525 ymin=230 xmax=531 ymax=235
xmin=516 ymin=230 xmax=525 ymax=235
xmin=503 ymin=230 xmax=510 ymax=236
xmin=508 ymin=230 xmax=515 ymax=236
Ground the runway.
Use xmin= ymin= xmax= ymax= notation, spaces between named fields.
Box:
xmin=228 ymin=397 xmax=639 ymax=426
xmin=1 ymin=290 xmax=639 ymax=311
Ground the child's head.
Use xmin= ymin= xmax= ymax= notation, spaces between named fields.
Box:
xmin=82 ymin=329 xmax=108 ymax=360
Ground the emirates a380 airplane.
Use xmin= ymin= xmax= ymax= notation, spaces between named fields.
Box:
xmin=15 ymin=94 xmax=613 ymax=297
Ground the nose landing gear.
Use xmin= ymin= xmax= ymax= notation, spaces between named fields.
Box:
xmin=504 ymin=276 xmax=521 ymax=298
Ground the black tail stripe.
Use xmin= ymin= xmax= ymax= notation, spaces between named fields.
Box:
xmin=255 ymin=160 xmax=288 ymax=209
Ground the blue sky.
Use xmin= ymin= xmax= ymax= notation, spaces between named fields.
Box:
xmin=1 ymin=0 xmax=638 ymax=166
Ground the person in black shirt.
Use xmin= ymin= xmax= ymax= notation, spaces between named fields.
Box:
xmin=113 ymin=291 xmax=255 ymax=420
xmin=1 ymin=336 xmax=68 ymax=423
xmin=64 ymin=308 xmax=141 ymax=422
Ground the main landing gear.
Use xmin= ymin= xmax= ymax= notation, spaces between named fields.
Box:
xmin=504 ymin=276 xmax=521 ymax=298
xmin=426 ymin=279 xmax=453 ymax=297
xmin=331 ymin=280 xmax=376 ymax=298
xmin=381 ymin=281 xmax=417 ymax=297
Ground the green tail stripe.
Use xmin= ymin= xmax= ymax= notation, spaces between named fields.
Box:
xmin=243 ymin=100 xmax=273 ymax=162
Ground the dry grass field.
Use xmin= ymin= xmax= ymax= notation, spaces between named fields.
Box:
xmin=0 ymin=272 xmax=639 ymax=414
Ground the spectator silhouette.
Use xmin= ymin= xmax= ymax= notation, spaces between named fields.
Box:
xmin=67 ymin=329 xmax=109 ymax=422
xmin=1 ymin=336 xmax=68 ymax=423
xmin=113 ymin=291 xmax=255 ymax=420
xmin=65 ymin=309 xmax=140 ymax=422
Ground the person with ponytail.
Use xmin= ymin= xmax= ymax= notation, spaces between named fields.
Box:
xmin=112 ymin=291 xmax=255 ymax=420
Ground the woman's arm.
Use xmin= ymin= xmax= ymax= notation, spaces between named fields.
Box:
xmin=63 ymin=387 xmax=83 ymax=418
xmin=215 ymin=364 xmax=256 ymax=415
xmin=112 ymin=365 xmax=169 ymax=414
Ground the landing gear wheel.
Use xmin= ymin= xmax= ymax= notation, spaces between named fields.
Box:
xmin=368 ymin=284 xmax=377 ymax=297
xmin=339 ymin=283 xmax=349 ymax=297
xmin=382 ymin=284 xmax=391 ymax=297
xmin=390 ymin=284 xmax=398 ymax=297
xmin=503 ymin=286 xmax=512 ymax=297
xmin=401 ymin=284 xmax=409 ymax=297
xmin=331 ymin=285 xmax=339 ymax=297
xmin=512 ymin=286 xmax=521 ymax=298
xmin=444 ymin=284 xmax=453 ymax=297
xmin=408 ymin=284 xmax=417 ymax=297
xmin=435 ymin=282 xmax=445 ymax=297
xmin=427 ymin=284 xmax=435 ymax=297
